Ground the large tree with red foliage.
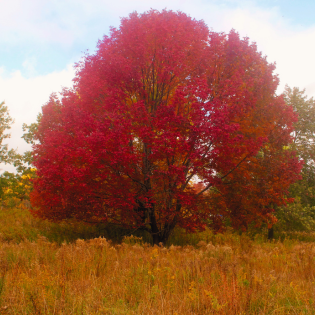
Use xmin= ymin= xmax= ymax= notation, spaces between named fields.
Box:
xmin=31 ymin=10 xmax=302 ymax=244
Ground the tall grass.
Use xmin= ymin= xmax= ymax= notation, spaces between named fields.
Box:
xmin=0 ymin=206 xmax=315 ymax=314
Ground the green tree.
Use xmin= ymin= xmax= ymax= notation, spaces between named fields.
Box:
xmin=275 ymin=86 xmax=315 ymax=232
xmin=12 ymin=113 xmax=42 ymax=173
xmin=0 ymin=113 xmax=42 ymax=207
xmin=0 ymin=101 xmax=14 ymax=164
xmin=0 ymin=101 xmax=39 ymax=208
xmin=0 ymin=100 xmax=17 ymax=206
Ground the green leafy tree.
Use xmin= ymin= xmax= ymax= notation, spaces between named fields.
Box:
xmin=12 ymin=113 xmax=42 ymax=173
xmin=275 ymin=86 xmax=315 ymax=232
xmin=0 ymin=101 xmax=18 ymax=206
xmin=0 ymin=101 xmax=14 ymax=164
xmin=0 ymin=102 xmax=39 ymax=208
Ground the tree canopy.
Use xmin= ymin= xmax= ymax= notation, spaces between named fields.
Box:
xmin=30 ymin=10 xmax=302 ymax=244
xmin=0 ymin=101 xmax=14 ymax=165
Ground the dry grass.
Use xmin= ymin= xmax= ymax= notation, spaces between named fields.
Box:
xmin=0 ymin=207 xmax=315 ymax=314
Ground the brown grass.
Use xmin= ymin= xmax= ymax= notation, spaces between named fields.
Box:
xmin=0 ymin=206 xmax=315 ymax=314
xmin=0 ymin=232 xmax=315 ymax=314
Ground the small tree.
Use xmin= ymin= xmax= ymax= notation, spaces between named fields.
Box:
xmin=31 ymin=10 xmax=302 ymax=244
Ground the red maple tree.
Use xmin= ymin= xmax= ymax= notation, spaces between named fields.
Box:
xmin=31 ymin=10 xmax=302 ymax=244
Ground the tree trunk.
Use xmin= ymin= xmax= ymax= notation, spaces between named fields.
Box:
xmin=151 ymin=230 xmax=171 ymax=246
xmin=152 ymin=233 xmax=162 ymax=246
xmin=268 ymin=226 xmax=274 ymax=240
xmin=150 ymin=215 xmax=178 ymax=246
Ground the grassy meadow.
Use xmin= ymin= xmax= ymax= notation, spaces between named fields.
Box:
xmin=0 ymin=206 xmax=315 ymax=314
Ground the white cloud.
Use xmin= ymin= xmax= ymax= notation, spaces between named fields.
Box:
xmin=0 ymin=64 xmax=75 ymax=172
xmin=217 ymin=6 xmax=315 ymax=97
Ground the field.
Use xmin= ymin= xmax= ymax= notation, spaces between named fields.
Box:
xmin=0 ymin=206 xmax=315 ymax=314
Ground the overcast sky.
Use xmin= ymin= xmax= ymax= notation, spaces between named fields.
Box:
xmin=0 ymin=0 xmax=314 ymax=173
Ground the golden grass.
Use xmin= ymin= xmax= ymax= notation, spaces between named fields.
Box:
xmin=0 ymin=206 xmax=315 ymax=314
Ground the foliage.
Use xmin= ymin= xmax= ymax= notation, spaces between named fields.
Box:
xmin=31 ymin=10 xmax=302 ymax=244
xmin=0 ymin=112 xmax=41 ymax=208
xmin=22 ymin=113 xmax=42 ymax=146
xmin=0 ymin=169 xmax=36 ymax=209
xmin=275 ymin=86 xmax=315 ymax=232
xmin=275 ymin=201 xmax=315 ymax=232
xmin=11 ymin=113 xmax=42 ymax=174
xmin=0 ymin=101 xmax=26 ymax=207
xmin=284 ymin=86 xmax=315 ymax=165
xmin=0 ymin=101 xmax=15 ymax=165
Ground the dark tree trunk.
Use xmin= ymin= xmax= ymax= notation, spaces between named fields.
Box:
xmin=151 ymin=229 xmax=173 ymax=246
xmin=150 ymin=205 xmax=180 ymax=246
xmin=268 ymin=226 xmax=274 ymax=240
xmin=152 ymin=233 xmax=162 ymax=246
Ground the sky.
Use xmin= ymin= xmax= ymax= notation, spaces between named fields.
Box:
xmin=0 ymin=0 xmax=314 ymax=173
